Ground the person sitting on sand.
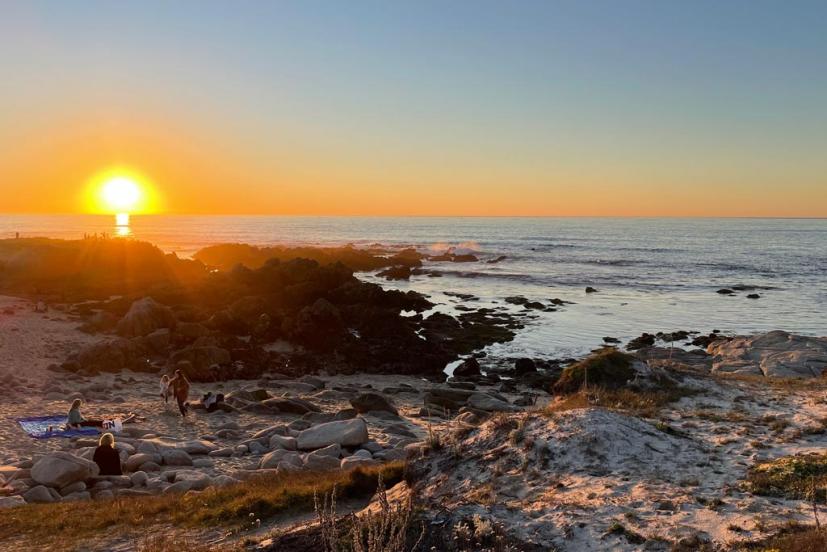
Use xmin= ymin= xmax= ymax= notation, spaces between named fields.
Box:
xmin=168 ymin=369 xmax=191 ymax=417
xmin=67 ymin=399 xmax=104 ymax=428
xmin=66 ymin=399 xmax=136 ymax=429
xmin=92 ymin=433 xmax=122 ymax=476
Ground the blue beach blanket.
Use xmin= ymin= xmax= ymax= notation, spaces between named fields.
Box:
xmin=17 ymin=415 xmax=100 ymax=439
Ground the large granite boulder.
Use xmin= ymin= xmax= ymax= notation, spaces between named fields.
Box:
xmin=296 ymin=419 xmax=369 ymax=450
xmin=708 ymin=331 xmax=827 ymax=377
xmin=170 ymin=346 xmax=231 ymax=379
xmin=117 ymin=297 xmax=176 ymax=337
xmin=31 ymin=452 xmax=99 ymax=488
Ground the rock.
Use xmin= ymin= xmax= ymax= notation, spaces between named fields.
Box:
xmin=117 ymin=297 xmax=176 ymax=337
xmin=453 ymin=357 xmax=481 ymax=377
xmin=303 ymin=454 xmax=341 ymax=471
xmin=585 ymin=287 xmax=598 ymax=293
xmin=161 ymin=449 xmax=193 ymax=466
xmin=262 ymin=398 xmax=321 ymax=415
xmin=170 ymin=347 xmax=231 ymax=380
xmin=130 ymin=471 xmax=148 ymax=487
xmin=747 ymin=293 xmax=761 ymax=299
xmin=209 ymin=448 xmax=234 ymax=458
xmin=423 ymin=387 xmax=474 ymax=411
xmin=335 ymin=408 xmax=358 ymax=420
xmin=602 ymin=337 xmax=621 ymax=344
xmin=31 ymin=452 xmax=99 ymax=488
xmin=59 ymin=481 xmax=87 ymax=496
xmin=350 ymin=393 xmax=399 ymax=415
xmin=24 ymin=485 xmax=56 ymax=503
xmin=174 ymin=471 xmax=212 ymax=491
xmin=296 ymin=419 xmax=370 ymax=450
xmin=0 ymin=496 xmax=26 ymax=509
xmin=467 ymin=393 xmax=520 ymax=412
xmin=340 ymin=456 xmax=378 ymax=470
xmin=308 ymin=444 xmax=342 ymax=459
xmin=626 ymin=333 xmax=656 ymax=351
xmin=125 ymin=453 xmax=160 ymax=472
xmin=259 ymin=450 xmax=285 ymax=469
xmin=177 ymin=440 xmax=217 ymax=455
xmin=269 ymin=435 xmax=297 ymax=451
xmin=514 ymin=358 xmax=536 ymax=375
xmin=163 ymin=481 xmax=192 ymax=494
xmin=213 ymin=475 xmax=239 ymax=487
xmin=141 ymin=462 xmax=161 ymax=472
xmin=377 ymin=266 xmax=412 ymax=281
xmin=63 ymin=491 xmax=91 ymax=502
xmin=708 ymin=331 xmax=827 ymax=377
xmin=717 ymin=288 xmax=735 ymax=295
xmin=94 ymin=490 xmax=114 ymax=500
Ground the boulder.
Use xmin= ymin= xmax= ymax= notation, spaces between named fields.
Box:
xmin=125 ymin=453 xmax=160 ymax=472
xmin=269 ymin=435 xmax=297 ymax=451
xmin=117 ymin=297 xmax=176 ymax=337
xmin=262 ymin=398 xmax=321 ymax=415
xmin=130 ymin=471 xmax=148 ymax=487
xmin=174 ymin=471 xmax=212 ymax=491
xmin=514 ymin=358 xmax=537 ymax=375
xmin=453 ymin=357 xmax=481 ymax=377
xmin=0 ymin=496 xmax=26 ymax=509
xmin=296 ymin=419 xmax=370 ymax=451
xmin=423 ymin=387 xmax=474 ymax=411
xmin=467 ymin=393 xmax=520 ymax=412
xmin=31 ymin=452 xmax=99 ymax=488
xmin=350 ymin=393 xmax=399 ymax=415
xmin=340 ymin=456 xmax=378 ymax=470
xmin=304 ymin=454 xmax=341 ymax=471
xmin=24 ymin=485 xmax=57 ymax=503
xmin=708 ymin=331 xmax=827 ymax=377
xmin=161 ymin=449 xmax=193 ymax=466
xmin=170 ymin=347 xmax=231 ymax=379
xmin=177 ymin=440 xmax=217 ymax=455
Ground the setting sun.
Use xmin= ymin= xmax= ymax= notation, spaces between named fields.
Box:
xmin=84 ymin=168 xmax=158 ymax=215
xmin=102 ymin=177 xmax=141 ymax=212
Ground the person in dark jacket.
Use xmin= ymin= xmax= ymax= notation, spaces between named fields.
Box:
xmin=92 ymin=433 xmax=122 ymax=476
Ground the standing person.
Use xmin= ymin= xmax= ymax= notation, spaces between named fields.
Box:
xmin=169 ymin=369 xmax=191 ymax=417
xmin=93 ymin=433 xmax=122 ymax=475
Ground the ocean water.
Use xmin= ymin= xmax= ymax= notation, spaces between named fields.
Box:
xmin=1 ymin=215 xmax=825 ymax=360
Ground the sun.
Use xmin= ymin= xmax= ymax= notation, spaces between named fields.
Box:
xmin=85 ymin=167 xmax=158 ymax=216
xmin=101 ymin=177 xmax=142 ymax=212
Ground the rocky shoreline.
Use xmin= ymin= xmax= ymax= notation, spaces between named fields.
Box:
xmin=2 ymin=237 xmax=827 ymax=551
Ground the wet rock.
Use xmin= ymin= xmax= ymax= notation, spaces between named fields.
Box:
xmin=585 ymin=287 xmax=598 ymax=293
xmin=626 ymin=333 xmax=656 ymax=351
xmin=377 ymin=266 xmax=412 ymax=281
xmin=716 ymin=288 xmax=735 ymax=295
xmin=453 ymin=357 xmax=481 ymax=377
xmin=514 ymin=358 xmax=537 ymax=375
xmin=747 ymin=293 xmax=761 ymax=299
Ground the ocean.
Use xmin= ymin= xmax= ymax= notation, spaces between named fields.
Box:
xmin=1 ymin=215 xmax=825 ymax=360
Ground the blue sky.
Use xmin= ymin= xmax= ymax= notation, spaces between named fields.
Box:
xmin=2 ymin=0 xmax=826 ymax=215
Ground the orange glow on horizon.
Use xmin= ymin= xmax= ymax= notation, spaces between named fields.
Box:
xmin=84 ymin=168 xmax=159 ymax=215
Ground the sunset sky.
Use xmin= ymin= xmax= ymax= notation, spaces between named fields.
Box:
xmin=1 ymin=1 xmax=826 ymax=217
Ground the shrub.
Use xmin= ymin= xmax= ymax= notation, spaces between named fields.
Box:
xmin=553 ymin=349 xmax=637 ymax=394
xmin=745 ymin=454 xmax=827 ymax=503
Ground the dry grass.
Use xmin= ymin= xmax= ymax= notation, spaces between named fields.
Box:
xmin=745 ymin=454 xmax=827 ymax=503
xmin=544 ymin=386 xmax=694 ymax=418
xmin=552 ymin=348 xmax=637 ymax=394
xmin=0 ymin=462 xmax=404 ymax=549
xmin=734 ymin=523 xmax=827 ymax=551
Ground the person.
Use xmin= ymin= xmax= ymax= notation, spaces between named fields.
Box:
xmin=66 ymin=399 xmax=136 ymax=429
xmin=159 ymin=374 xmax=173 ymax=403
xmin=66 ymin=399 xmax=103 ymax=428
xmin=202 ymin=391 xmax=226 ymax=413
xmin=92 ymin=433 xmax=122 ymax=476
xmin=168 ymin=369 xmax=191 ymax=417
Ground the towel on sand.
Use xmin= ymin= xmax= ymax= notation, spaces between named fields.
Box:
xmin=17 ymin=415 xmax=99 ymax=439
